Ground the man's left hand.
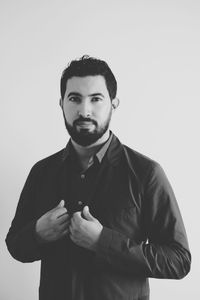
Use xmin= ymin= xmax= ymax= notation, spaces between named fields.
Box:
xmin=69 ymin=206 xmax=103 ymax=251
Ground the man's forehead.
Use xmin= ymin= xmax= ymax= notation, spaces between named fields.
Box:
xmin=65 ymin=75 xmax=108 ymax=95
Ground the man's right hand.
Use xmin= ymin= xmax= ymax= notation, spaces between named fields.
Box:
xmin=35 ymin=200 xmax=70 ymax=243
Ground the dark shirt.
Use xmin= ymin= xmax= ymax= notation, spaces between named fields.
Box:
xmin=64 ymin=132 xmax=113 ymax=215
xmin=6 ymin=132 xmax=191 ymax=300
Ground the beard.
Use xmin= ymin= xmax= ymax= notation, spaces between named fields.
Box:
xmin=63 ymin=109 xmax=112 ymax=146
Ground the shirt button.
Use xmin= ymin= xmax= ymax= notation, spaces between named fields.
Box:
xmin=78 ymin=201 xmax=83 ymax=206
xmin=80 ymin=174 xmax=85 ymax=179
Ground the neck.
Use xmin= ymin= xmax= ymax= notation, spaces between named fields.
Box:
xmin=71 ymin=129 xmax=110 ymax=161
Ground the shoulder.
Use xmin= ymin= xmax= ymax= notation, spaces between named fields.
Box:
xmin=29 ymin=148 xmax=66 ymax=177
xmin=122 ymin=144 xmax=158 ymax=169
xmin=121 ymin=144 xmax=164 ymax=183
xmin=110 ymin=134 xmax=162 ymax=179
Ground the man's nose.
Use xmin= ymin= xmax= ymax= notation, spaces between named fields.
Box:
xmin=78 ymin=101 xmax=92 ymax=118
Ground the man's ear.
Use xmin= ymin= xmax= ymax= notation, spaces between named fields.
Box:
xmin=112 ymin=97 xmax=120 ymax=110
xmin=59 ymin=98 xmax=63 ymax=108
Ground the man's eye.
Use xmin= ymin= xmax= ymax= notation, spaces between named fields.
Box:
xmin=92 ymin=97 xmax=102 ymax=102
xmin=69 ymin=97 xmax=80 ymax=102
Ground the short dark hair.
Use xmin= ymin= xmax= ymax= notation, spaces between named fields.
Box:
xmin=60 ymin=55 xmax=117 ymax=100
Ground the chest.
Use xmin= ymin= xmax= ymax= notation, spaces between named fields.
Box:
xmin=35 ymin=161 xmax=145 ymax=242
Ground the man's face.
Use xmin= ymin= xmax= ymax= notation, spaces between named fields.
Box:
xmin=61 ymin=75 xmax=113 ymax=146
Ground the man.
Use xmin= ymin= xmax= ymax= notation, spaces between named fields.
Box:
xmin=6 ymin=56 xmax=191 ymax=300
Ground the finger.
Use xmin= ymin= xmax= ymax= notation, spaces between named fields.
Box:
xmin=69 ymin=224 xmax=74 ymax=235
xmin=57 ymin=213 xmax=70 ymax=223
xmin=70 ymin=218 xmax=76 ymax=230
xmin=60 ymin=221 xmax=70 ymax=232
xmin=73 ymin=211 xmax=82 ymax=221
xmin=53 ymin=207 xmax=67 ymax=219
xmin=69 ymin=221 xmax=79 ymax=234
xmin=50 ymin=200 xmax=65 ymax=212
xmin=71 ymin=214 xmax=82 ymax=228
xmin=59 ymin=220 xmax=70 ymax=231
xmin=82 ymin=206 xmax=95 ymax=221
xmin=60 ymin=224 xmax=69 ymax=234
xmin=57 ymin=200 xmax=65 ymax=208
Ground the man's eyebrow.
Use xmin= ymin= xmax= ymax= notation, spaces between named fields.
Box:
xmin=67 ymin=92 xmax=82 ymax=98
xmin=89 ymin=93 xmax=105 ymax=98
xmin=67 ymin=92 xmax=105 ymax=98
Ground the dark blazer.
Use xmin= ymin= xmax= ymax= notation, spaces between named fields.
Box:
xmin=6 ymin=134 xmax=191 ymax=300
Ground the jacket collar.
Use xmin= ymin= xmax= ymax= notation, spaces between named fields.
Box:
xmin=105 ymin=133 xmax=124 ymax=166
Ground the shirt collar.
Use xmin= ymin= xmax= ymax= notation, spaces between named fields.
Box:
xmin=95 ymin=131 xmax=113 ymax=163
xmin=62 ymin=131 xmax=113 ymax=163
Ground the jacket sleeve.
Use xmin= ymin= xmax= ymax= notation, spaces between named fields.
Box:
xmin=5 ymin=164 xmax=43 ymax=263
xmin=95 ymin=163 xmax=191 ymax=279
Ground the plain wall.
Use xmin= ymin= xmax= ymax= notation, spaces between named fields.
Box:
xmin=0 ymin=0 xmax=199 ymax=299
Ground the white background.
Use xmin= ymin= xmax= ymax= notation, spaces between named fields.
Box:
xmin=0 ymin=0 xmax=199 ymax=299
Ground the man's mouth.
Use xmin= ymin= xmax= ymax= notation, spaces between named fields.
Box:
xmin=76 ymin=121 xmax=93 ymax=125
xmin=74 ymin=119 xmax=96 ymax=128
xmin=75 ymin=121 xmax=96 ymax=131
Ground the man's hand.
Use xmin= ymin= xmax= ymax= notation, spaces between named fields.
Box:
xmin=35 ymin=200 xmax=70 ymax=243
xmin=69 ymin=206 xmax=103 ymax=251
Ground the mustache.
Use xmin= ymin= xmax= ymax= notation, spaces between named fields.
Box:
xmin=73 ymin=116 xmax=97 ymax=126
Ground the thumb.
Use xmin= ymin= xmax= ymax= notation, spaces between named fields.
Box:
xmin=83 ymin=206 xmax=95 ymax=221
xmin=57 ymin=200 xmax=65 ymax=208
